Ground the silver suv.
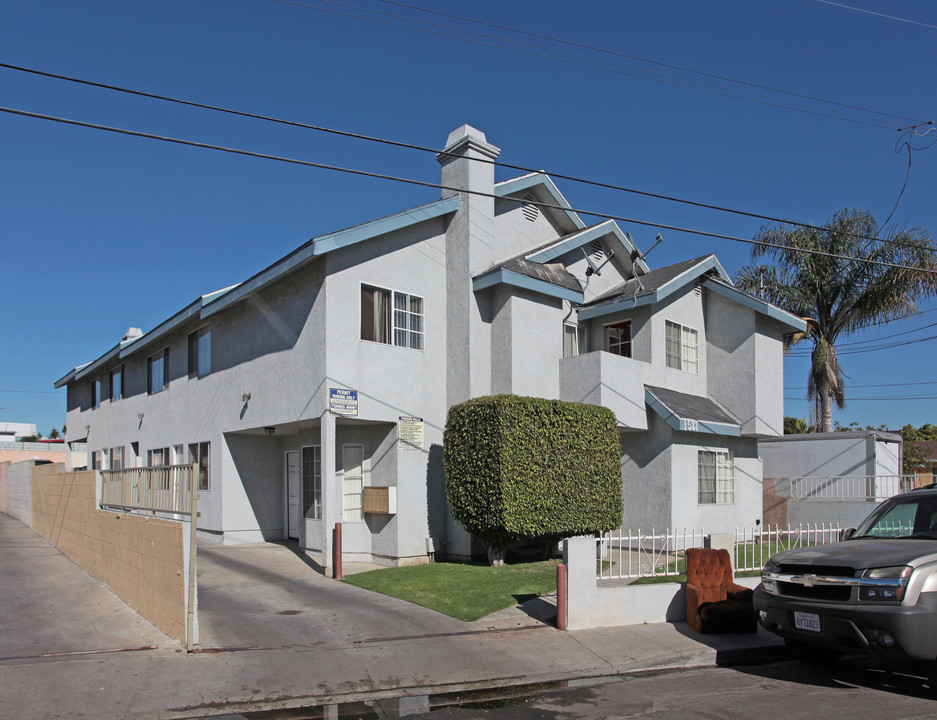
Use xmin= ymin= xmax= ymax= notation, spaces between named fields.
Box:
xmin=754 ymin=487 xmax=937 ymax=677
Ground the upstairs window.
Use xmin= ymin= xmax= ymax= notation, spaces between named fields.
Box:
xmin=188 ymin=326 xmax=211 ymax=378
xmin=148 ymin=348 xmax=169 ymax=394
xmin=361 ymin=284 xmax=423 ymax=350
xmin=563 ymin=324 xmax=586 ymax=358
xmin=666 ymin=320 xmax=698 ymax=373
xmin=109 ymin=365 xmax=123 ymax=401
xmin=91 ymin=378 xmax=102 ymax=409
xmin=604 ymin=320 xmax=632 ymax=358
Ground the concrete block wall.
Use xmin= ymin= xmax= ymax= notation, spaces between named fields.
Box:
xmin=0 ymin=459 xmax=37 ymax=525
xmin=563 ymin=536 xmax=759 ymax=629
xmin=30 ymin=464 xmax=187 ymax=643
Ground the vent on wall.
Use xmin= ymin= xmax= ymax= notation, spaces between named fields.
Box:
xmin=591 ymin=240 xmax=605 ymax=261
xmin=694 ymin=280 xmax=702 ymax=296
xmin=521 ymin=194 xmax=539 ymax=222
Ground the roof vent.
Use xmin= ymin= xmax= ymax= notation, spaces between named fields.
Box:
xmin=521 ymin=194 xmax=539 ymax=222
xmin=694 ymin=280 xmax=702 ymax=297
xmin=123 ymin=327 xmax=143 ymax=341
xmin=591 ymin=240 xmax=605 ymax=261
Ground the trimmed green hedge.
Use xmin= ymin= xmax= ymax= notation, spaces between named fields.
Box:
xmin=444 ymin=395 xmax=621 ymax=559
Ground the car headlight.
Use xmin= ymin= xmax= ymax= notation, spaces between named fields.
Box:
xmin=761 ymin=559 xmax=780 ymax=593
xmin=861 ymin=565 xmax=912 ymax=579
xmin=858 ymin=565 xmax=912 ymax=602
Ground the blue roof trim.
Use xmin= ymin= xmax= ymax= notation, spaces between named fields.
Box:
xmin=577 ymin=256 xmax=727 ymax=321
xmin=312 ymin=196 xmax=458 ymax=255
xmin=473 ymin=268 xmax=584 ymax=303
xmin=202 ymin=197 xmax=458 ymax=319
xmin=526 ymin=221 xmax=650 ymax=274
xmin=54 ymin=362 xmax=89 ymax=389
xmin=494 ymin=173 xmax=585 ymax=230
xmin=74 ymin=346 xmax=122 ymax=382
xmin=645 ymin=388 xmax=741 ymax=437
xmin=118 ymin=300 xmax=204 ymax=359
xmin=703 ymin=279 xmax=807 ymax=332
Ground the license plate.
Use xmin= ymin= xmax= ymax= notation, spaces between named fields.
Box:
xmin=794 ymin=611 xmax=821 ymax=632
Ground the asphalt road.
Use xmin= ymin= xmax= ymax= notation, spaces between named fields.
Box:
xmin=189 ymin=658 xmax=937 ymax=720
xmin=403 ymin=659 xmax=937 ymax=720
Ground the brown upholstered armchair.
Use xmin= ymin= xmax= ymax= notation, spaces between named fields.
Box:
xmin=685 ymin=547 xmax=757 ymax=633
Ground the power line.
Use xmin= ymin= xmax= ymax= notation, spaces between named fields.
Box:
xmin=785 ymin=395 xmax=937 ymax=401
xmin=272 ymin=0 xmax=916 ymax=129
xmin=377 ymin=0 xmax=925 ymax=125
xmin=817 ymin=0 xmax=937 ymax=30
xmin=788 ymin=332 xmax=937 ymax=357
xmin=785 ymin=380 xmax=937 ymax=390
xmin=4 ymin=104 xmax=937 ymax=275
xmin=0 ymin=61 xmax=924 ymax=251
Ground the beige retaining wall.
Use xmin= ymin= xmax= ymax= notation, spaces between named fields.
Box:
xmin=30 ymin=463 xmax=187 ymax=643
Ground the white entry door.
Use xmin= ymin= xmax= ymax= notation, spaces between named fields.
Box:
xmin=286 ymin=451 xmax=301 ymax=539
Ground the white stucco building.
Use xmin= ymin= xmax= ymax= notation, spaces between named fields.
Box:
xmin=56 ymin=125 xmax=805 ymax=569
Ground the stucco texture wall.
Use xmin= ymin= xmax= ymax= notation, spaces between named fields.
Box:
xmin=31 ymin=464 xmax=186 ymax=642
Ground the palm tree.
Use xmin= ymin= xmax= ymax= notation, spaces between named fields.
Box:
xmin=735 ymin=208 xmax=937 ymax=432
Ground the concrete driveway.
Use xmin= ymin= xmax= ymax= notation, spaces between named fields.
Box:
xmin=194 ymin=541 xmax=554 ymax=651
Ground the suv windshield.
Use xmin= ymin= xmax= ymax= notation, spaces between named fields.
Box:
xmin=853 ymin=494 xmax=937 ymax=539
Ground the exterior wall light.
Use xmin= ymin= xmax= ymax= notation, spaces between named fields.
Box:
xmin=241 ymin=393 xmax=251 ymax=402
xmin=264 ymin=426 xmax=275 ymax=435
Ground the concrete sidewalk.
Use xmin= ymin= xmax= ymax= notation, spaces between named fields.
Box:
xmin=0 ymin=513 xmax=785 ymax=720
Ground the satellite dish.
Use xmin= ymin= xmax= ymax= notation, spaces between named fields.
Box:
xmin=582 ymin=247 xmax=615 ymax=276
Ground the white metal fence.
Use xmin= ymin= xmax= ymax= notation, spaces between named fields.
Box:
xmin=100 ymin=464 xmax=196 ymax=515
xmin=788 ymin=475 xmax=914 ymax=502
xmin=596 ymin=523 xmax=843 ymax=581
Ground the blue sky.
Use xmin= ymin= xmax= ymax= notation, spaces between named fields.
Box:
xmin=2 ymin=0 xmax=935 ymax=435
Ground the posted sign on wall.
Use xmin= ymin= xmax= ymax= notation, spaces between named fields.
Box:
xmin=398 ymin=416 xmax=424 ymax=450
xmin=329 ymin=388 xmax=358 ymax=416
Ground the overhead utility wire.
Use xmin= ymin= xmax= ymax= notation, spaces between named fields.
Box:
xmin=274 ymin=0 xmax=898 ymax=130
xmin=3 ymin=104 xmax=935 ymax=276
xmin=378 ymin=0 xmax=924 ymax=125
xmin=817 ymin=0 xmax=937 ymax=30
xmin=0 ymin=62 xmax=917 ymax=250
xmin=309 ymin=0 xmax=899 ymax=127
xmin=785 ymin=380 xmax=937 ymax=390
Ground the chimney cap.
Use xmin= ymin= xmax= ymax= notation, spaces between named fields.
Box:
xmin=438 ymin=124 xmax=500 ymax=163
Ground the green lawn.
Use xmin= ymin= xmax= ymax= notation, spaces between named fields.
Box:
xmin=341 ymin=560 xmax=558 ymax=622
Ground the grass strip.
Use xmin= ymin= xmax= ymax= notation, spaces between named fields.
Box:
xmin=341 ymin=560 xmax=558 ymax=622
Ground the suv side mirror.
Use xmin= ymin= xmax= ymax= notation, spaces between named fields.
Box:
xmin=841 ymin=528 xmax=855 ymax=541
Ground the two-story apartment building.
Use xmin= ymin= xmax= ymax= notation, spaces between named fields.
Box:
xmin=56 ymin=125 xmax=805 ymax=569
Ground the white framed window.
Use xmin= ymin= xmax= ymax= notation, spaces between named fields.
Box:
xmin=666 ymin=320 xmax=698 ymax=373
xmin=91 ymin=378 xmax=102 ymax=409
xmin=604 ymin=320 xmax=632 ymax=358
xmin=563 ymin=324 xmax=586 ymax=358
xmin=698 ymin=450 xmax=734 ymax=504
xmin=188 ymin=326 xmax=211 ymax=377
xmin=109 ymin=365 xmax=123 ymax=401
xmin=91 ymin=450 xmax=102 ymax=471
xmin=302 ymin=445 xmax=322 ymax=520
xmin=361 ymin=284 xmax=423 ymax=350
xmin=188 ymin=442 xmax=210 ymax=491
xmin=342 ymin=444 xmax=364 ymax=522
xmin=148 ymin=348 xmax=169 ymax=394
xmin=109 ymin=446 xmax=124 ymax=471
xmin=147 ymin=447 xmax=169 ymax=466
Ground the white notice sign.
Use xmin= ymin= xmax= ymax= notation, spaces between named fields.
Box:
xmin=398 ymin=416 xmax=424 ymax=451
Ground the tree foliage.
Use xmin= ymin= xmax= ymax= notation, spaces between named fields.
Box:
xmin=444 ymin=395 xmax=622 ymax=565
xmin=784 ymin=417 xmax=808 ymax=434
xmin=735 ymin=209 xmax=937 ymax=432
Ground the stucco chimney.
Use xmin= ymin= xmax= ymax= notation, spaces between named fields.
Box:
xmin=437 ymin=125 xmax=500 ymax=200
